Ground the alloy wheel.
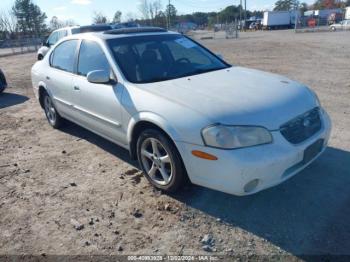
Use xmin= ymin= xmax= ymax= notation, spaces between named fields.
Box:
xmin=140 ymin=137 xmax=174 ymax=186
xmin=44 ymin=95 xmax=56 ymax=125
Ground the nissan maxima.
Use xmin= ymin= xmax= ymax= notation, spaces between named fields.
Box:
xmin=31 ymin=27 xmax=331 ymax=195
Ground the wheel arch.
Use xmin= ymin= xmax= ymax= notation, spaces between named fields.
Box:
xmin=127 ymin=112 xmax=182 ymax=160
xmin=37 ymin=53 xmax=44 ymax=60
xmin=38 ymin=83 xmax=52 ymax=109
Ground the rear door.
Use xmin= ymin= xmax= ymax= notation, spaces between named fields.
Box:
xmin=71 ymin=40 xmax=126 ymax=145
xmin=47 ymin=39 xmax=79 ymax=117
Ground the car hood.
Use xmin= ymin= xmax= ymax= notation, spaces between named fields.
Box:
xmin=138 ymin=67 xmax=317 ymax=130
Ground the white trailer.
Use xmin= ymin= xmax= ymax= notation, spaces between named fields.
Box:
xmin=346 ymin=7 xmax=350 ymax=20
xmin=262 ymin=11 xmax=299 ymax=30
xmin=314 ymin=9 xmax=343 ymax=18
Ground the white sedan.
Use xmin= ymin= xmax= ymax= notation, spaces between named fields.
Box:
xmin=31 ymin=27 xmax=331 ymax=196
xmin=330 ymin=20 xmax=350 ymax=31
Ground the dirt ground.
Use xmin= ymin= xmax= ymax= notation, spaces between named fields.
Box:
xmin=0 ymin=30 xmax=350 ymax=259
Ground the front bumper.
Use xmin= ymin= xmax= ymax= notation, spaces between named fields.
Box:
xmin=176 ymin=109 xmax=331 ymax=196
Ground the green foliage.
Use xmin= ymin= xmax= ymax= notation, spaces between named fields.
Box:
xmin=92 ymin=11 xmax=108 ymax=24
xmin=299 ymin=2 xmax=309 ymax=13
xmin=312 ymin=0 xmax=347 ymax=9
xmin=219 ymin=5 xmax=242 ymax=22
xmin=274 ymin=0 xmax=300 ymax=11
xmin=165 ymin=3 xmax=177 ymax=26
xmin=12 ymin=0 xmax=47 ymax=36
xmin=113 ymin=11 xmax=122 ymax=23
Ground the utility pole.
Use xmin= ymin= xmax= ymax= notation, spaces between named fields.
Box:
xmin=239 ymin=0 xmax=242 ymax=23
xmin=167 ymin=0 xmax=171 ymax=29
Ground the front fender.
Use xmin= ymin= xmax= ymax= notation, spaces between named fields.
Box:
xmin=126 ymin=111 xmax=182 ymax=145
xmin=37 ymin=46 xmax=49 ymax=57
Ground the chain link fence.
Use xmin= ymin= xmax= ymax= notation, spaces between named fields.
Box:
xmin=0 ymin=37 xmax=42 ymax=57
xmin=295 ymin=14 xmax=349 ymax=33
xmin=184 ymin=23 xmax=239 ymax=41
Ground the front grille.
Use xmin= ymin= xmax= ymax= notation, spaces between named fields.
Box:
xmin=280 ymin=107 xmax=322 ymax=144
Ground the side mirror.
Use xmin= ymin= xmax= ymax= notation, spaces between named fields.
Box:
xmin=87 ymin=70 xmax=111 ymax=84
xmin=44 ymin=41 xmax=51 ymax=47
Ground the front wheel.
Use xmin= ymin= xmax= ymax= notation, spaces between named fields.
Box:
xmin=43 ymin=92 xmax=63 ymax=128
xmin=136 ymin=129 xmax=187 ymax=193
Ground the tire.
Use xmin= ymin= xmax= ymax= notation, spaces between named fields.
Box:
xmin=331 ymin=27 xmax=336 ymax=31
xmin=0 ymin=69 xmax=7 ymax=94
xmin=136 ymin=129 xmax=186 ymax=193
xmin=42 ymin=92 xmax=63 ymax=128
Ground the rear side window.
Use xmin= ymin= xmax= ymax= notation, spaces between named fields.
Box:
xmin=58 ymin=30 xmax=67 ymax=40
xmin=51 ymin=40 xmax=79 ymax=73
xmin=47 ymin=31 xmax=59 ymax=46
xmin=77 ymin=40 xmax=110 ymax=76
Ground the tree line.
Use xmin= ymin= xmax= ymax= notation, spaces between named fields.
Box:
xmin=1 ymin=0 xmax=350 ymax=40
xmin=274 ymin=0 xmax=350 ymax=11
xmin=0 ymin=0 xmax=46 ymax=39
xmin=91 ymin=2 xmax=263 ymax=29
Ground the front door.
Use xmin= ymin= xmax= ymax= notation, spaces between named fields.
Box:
xmin=71 ymin=40 xmax=126 ymax=145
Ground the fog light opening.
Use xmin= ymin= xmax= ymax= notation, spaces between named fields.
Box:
xmin=244 ymin=179 xmax=260 ymax=193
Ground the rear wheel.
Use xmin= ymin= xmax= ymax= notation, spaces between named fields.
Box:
xmin=43 ymin=92 xmax=63 ymax=128
xmin=331 ymin=26 xmax=336 ymax=31
xmin=136 ymin=129 xmax=186 ymax=192
xmin=0 ymin=69 xmax=7 ymax=94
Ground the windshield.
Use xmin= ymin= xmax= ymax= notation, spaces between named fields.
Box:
xmin=107 ymin=34 xmax=230 ymax=83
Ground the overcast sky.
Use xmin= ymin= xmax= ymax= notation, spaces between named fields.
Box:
xmin=1 ymin=0 xmax=315 ymax=25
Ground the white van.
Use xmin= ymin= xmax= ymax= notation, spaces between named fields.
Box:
xmin=37 ymin=24 xmax=112 ymax=60
xmin=37 ymin=27 xmax=79 ymax=60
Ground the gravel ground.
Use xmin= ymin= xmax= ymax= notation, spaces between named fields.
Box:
xmin=0 ymin=30 xmax=349 ymax=259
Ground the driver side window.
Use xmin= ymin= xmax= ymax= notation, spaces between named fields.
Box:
xmin=77 ymin=40 xmax=110 ymax=77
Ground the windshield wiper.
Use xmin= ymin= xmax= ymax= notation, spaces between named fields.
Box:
xmin=182 ymin=67 xmax=226 ymax=78
xmin=138 ymin=67 xmax=228 ymax=83
xmin=141 ymin=76 xmax=173 ymax=83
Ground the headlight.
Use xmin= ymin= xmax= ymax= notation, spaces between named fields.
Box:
xmin=202 ymin=125 xmax=272 ymax=149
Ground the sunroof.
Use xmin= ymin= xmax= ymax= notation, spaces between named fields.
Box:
xmin=104 ymin=27 xmax=167 ymax=35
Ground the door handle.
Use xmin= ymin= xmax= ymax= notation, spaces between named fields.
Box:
xmin=46 ymin=76 xmax=50 ymax=80
xmin=73 ymin=86 xmax=80 ymax=91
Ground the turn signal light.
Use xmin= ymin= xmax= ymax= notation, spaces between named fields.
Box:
xmin=191 ymin=150 xmax=218 ymax=160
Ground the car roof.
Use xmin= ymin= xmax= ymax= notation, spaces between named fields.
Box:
xmin=64 ymin=27 xmax=179 ymax=41
xmin=53 ymin=26 xmax=79 ymax=32
xmin=79 ymin=24 xmax=112 ymax=30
